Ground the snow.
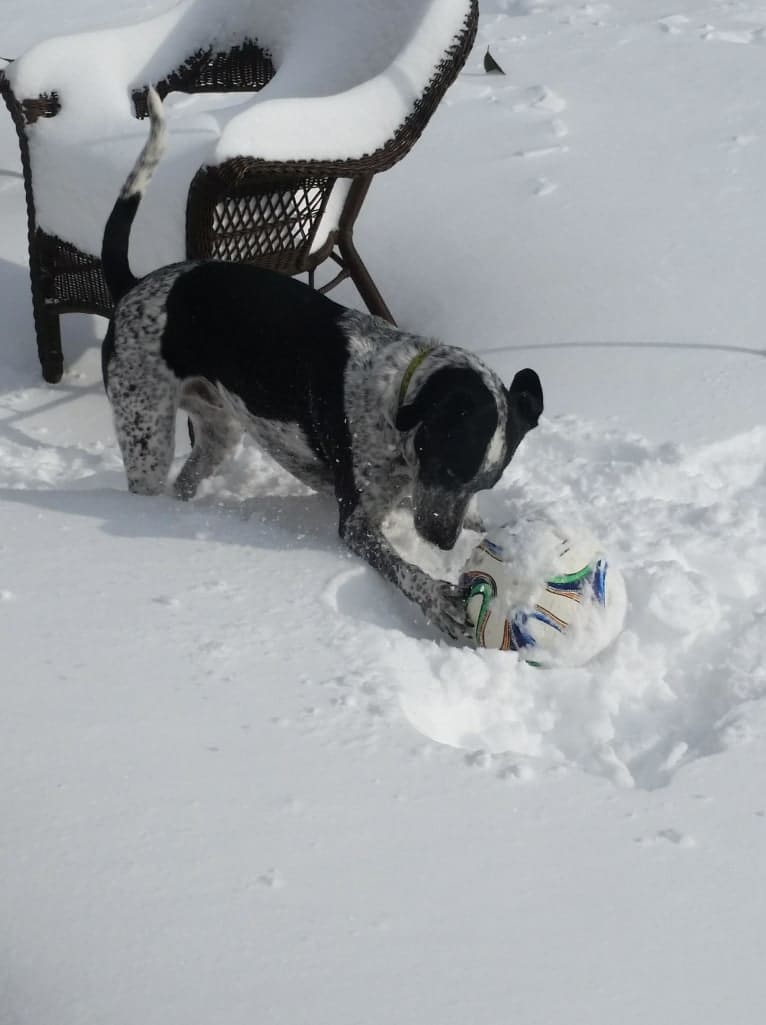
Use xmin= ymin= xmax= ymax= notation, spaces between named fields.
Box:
xmin=3 ymin=1 xmax=766 ymax=1023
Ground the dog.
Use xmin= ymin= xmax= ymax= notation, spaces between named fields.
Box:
xmin=101 ymin=88 xmax=544 ymax=640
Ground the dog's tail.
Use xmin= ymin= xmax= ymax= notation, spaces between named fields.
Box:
xmin=101 ymin=86 xmax=166 ymax=304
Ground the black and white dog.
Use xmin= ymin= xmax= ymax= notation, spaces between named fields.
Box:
xmin=101 ymin=88 xmax=543 ymax=640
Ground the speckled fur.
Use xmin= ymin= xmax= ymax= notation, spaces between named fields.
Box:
xmin=101 ymin=94 xmax=543 ymax=641
xmin=102 ymin=264 xmax=187 ymax=495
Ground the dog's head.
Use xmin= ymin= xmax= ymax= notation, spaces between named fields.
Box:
xmin=395 ymin=364 xmax=543 ymax=550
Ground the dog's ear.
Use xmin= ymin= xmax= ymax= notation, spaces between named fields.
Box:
xmin=507 ymin=368 xmax=543 ymax=431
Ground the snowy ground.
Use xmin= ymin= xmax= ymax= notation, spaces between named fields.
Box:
xmin=3 ymin=2 xmax=766 ymax=1023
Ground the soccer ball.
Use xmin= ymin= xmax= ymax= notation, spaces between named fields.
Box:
xmin=460 ymin=519 xmax=626 ymax=667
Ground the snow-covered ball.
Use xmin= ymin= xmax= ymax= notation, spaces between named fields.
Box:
xmin=460 ymin=519 xmax=626 ymax=667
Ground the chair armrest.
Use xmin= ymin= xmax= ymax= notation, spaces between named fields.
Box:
xmin=214 ymin=0 xmax=477 ymax=176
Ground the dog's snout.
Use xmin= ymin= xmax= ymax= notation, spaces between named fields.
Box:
xmin=433 ymin=530 xmax=460 ymax=552
xmin=414 ymin=504 xmax=463 ymax=551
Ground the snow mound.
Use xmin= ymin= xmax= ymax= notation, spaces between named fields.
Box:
xmin=323 ymin=418 xmax=766 ymax=790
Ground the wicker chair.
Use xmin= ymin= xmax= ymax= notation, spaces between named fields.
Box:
xmin=1 ymin=0 xmax=478 ymax=383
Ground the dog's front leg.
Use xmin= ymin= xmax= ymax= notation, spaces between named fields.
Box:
xmin=340 ymin=504 xmax=471 ymax=642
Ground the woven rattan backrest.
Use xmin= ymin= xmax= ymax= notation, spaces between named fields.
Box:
xmin=187 ymin=168 xmax=336 ymax=271
xmin=132 ymin=39 xmax=275 ymax=117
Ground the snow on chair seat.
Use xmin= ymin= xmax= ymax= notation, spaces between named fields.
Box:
xmin=1 ymin=0 xmax=478 ymax=382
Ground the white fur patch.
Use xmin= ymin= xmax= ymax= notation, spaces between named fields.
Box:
xmin=216 ymin=385 xmax=328 ymax=488
xmin=484 ymin=418 xmax=506 ymax=471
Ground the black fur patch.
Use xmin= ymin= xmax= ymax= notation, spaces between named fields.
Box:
xmin=397 ymin=367 xmax=499 ymax=487
xmin=161 ymin=264 xmax=352 ymax=468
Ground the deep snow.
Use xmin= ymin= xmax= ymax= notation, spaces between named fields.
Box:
xmin=2 ymin=2 xmax=766 ymax=1024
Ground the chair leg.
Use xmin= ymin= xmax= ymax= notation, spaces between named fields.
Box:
xmin=31 ymin=287 xmax=63 ymax=384
xmin=336 ymin=175 xmax=396 ymax=326
xmin=26 ymin=232 xmax=64 ymax=382
xmin=337 ymin=234 xmax=396 ymax=325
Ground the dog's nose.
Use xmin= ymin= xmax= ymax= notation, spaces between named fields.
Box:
xmin=434 ymin=532 xmax=459 ymax=551
xmin=416 ymin=509 xmax=461 ymax=551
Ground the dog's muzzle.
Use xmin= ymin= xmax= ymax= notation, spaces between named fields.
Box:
xmin=413 ymin=489 xmax=470 ymax=551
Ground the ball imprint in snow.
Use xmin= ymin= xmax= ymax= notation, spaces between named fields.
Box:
xmin=460 ymin=518 xmax=626 ymax=667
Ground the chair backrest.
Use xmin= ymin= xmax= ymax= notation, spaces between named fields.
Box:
xmin=132 ymin=40 xmax=276 ymax=118
xmin=214 ymin=0 xmax=478 ymax=167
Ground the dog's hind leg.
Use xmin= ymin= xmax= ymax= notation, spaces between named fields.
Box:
xmin=174 ymin=379 xmax=241 ymax=500
xmin=108 ymin=371 xmax=180 ymax=495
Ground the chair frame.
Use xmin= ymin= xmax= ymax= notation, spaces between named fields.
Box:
xmin=1 ymin=2 xmax=478 ymax=383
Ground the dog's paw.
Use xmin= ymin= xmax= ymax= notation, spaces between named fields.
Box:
xmin=423 ymin=580 xmax=475 ymax=645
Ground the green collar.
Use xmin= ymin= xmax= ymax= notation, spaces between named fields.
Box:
xmin=398 ymin=347 xmax=435 ymax=409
